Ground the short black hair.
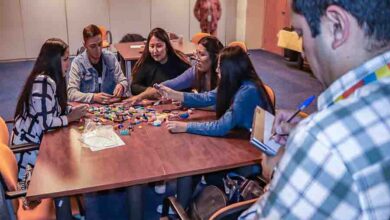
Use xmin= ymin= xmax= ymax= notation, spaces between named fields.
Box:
xmin=83 ymin=24 xmax=101 ymax=42
xmin=292 ymin=0 xmax=390 ymax=46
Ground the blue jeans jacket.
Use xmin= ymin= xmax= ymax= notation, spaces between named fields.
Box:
xmin=184 ymin=81 xmax=268 ymax=136
xmin=67 ymin=50 xmax=128 ymax=103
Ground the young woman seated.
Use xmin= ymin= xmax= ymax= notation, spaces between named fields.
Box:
xmin=127 ymin=27 xmax=191 ymax=101
xmin=126 ymin=36 xmax=224 ymax=105
xmin=159 ymin=46 xmax=275 ymax=136
xmin=12 ymin=38 xmax=87 ymax=178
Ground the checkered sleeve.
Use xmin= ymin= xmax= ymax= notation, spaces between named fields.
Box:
xmin=241 ymin=124 xmax=361 ymax=219
xmin=31 ymin=76 xmax=68 ymax=131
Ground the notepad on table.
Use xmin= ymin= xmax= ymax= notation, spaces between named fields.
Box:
xmin=250 ymin=106 xmax=281 ymax=156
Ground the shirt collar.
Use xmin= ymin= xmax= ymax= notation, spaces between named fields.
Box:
xmin=317 ymin=50 xmax=390 ymax=110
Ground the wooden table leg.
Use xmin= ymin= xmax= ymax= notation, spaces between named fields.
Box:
xmin=177 ymin=176 xmax=192 ymax=209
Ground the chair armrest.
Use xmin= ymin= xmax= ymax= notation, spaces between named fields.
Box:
xmin=162 ymin=196 xmax=190 ymax=220
xmin=9 ymin=143 xmax=39 ymax=154
xmin=5 ymin=189 xmax=27 ymax=199
xmin=5 ymin=119 xmax=14 ymax=124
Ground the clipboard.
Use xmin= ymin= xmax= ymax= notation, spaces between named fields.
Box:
xmin=250 ymin=106 xmax=281 ymax=156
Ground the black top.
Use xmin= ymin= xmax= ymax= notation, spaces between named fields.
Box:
xmin=131 ymin=54 xmax=190 ymax=95
xmin=92 ymin=56 xmax=103 ymax=78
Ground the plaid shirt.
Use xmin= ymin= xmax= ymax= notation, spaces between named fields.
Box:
xmin=240 ymin=51 xmax=390 ymax=220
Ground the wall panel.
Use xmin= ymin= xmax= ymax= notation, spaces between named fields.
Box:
xmin=66 ymin=0 xmax=110 ymax=55
xmin=20 ymin=0 xmax=68 ymax=58
xmin=109 ymin=0 xmax=151 ymax=43
xmin=151 ymin=0 xmax=190 ymax=40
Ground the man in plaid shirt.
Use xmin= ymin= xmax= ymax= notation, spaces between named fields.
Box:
xmin=241 ymin=0 xmax=390 ymax=219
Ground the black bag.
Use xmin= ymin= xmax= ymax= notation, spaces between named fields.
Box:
xmin=223 ymin=173 xmax=264 ymax=204
xmin=189 ymin=185 xmax=227 ymax=220
xmin=188 ymin=173 xmax=264 ymax=219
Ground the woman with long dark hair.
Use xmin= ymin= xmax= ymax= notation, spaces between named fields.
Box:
xmin=160 ymin=46 xmax=275 ymax=136
xmin=126 ymin=36 xmax=224 ymax=105
xmin=128 ymin=27 xmax=190 ymax=98
xmin=13 ymin=38 xmax=87 ymax=178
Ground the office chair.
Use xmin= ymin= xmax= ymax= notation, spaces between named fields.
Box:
xmin=228 ymin=41 xmax=248 ymax=53
xmin=119 ymin=33 xmax=145 ymax=43
xmin=99 ymin=26 xmax=113 ymax=48
xmin=0 ymin=142 xmax=55 ymax=220
xmin=0 ymin=117 xmax=84 ymax=220
xmin=162 ymin=194 xmax=259 ymax=220
xmin=191 ymin=32 xmax=210 ymax=44
xmin=263 ymin=84 xmax=276 ymax=108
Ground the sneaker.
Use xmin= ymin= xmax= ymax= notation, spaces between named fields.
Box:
xmin=154 ymin=182 xmax=166 ymax=194
xmin=156 ymin=204 xmax=175 ymax=215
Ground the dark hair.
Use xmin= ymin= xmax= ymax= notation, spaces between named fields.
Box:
xmin=14 ymin=38 xmax=68 ymax=119
xmin=83 ymin=24 xmax=102 ymax=42
xmin=132 ymin=27 xmax=190 ymax=77
xmin=216 ymin=46 xmax=275 ymax=118
xmin=195 ymin=36 xmax=224 ymax=92
xmin=292 ymin=0 xmax=390 ymax=48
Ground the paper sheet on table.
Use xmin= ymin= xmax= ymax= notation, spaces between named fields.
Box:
xmin=80 ymin=125 xmax=125 ymax=151
xmin=250 ymin=106 xmax=281 ymax=156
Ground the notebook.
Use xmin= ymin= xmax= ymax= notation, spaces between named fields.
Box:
xmin=250 ymin=106 xmax=281 ymax=156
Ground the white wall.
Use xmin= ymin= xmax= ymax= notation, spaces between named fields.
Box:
xmin=235 ymin=0 xmax=265 ymax=49
xmin=0 ymin=0 xmax=25 ymax=60
xmin=21 ymin=0 xmax=68 ymax=58
xmin=66 ymin=0 xmax=110 ymax=55
xmin=109 ymin=0 xmax=151 ymax=43
xmin=0 ymin=0 xmax=238 ymax=60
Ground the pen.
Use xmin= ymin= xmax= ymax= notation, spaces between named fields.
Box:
xmin=270 ymin=95 xmax=315 ymax=139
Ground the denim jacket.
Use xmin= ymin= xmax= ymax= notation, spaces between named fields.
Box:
xmin=67 ymin=50 xmax=128 ymax=103
xmin=183 ymin=81 xmax=267 ymax=136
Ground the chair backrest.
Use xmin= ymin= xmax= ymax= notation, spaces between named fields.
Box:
xmin=119 ymin=33 xmax=146 ymax=43
xmin=0 ymin=117 xmax=9 ymax=146
xmin=0 ymin=143 xmax=18 ymax=192
xmin=98 ymin=26 xmax=112 ymax=48
xmin=0 ymin=143 xmax=19 ymax=220
xmin=264 ymin=84 xmax=276 ymax=108
xmin=209 ymin=198 xmax=257 ymax=220
xmin=228 ymin=41 xmax=248 ymax=53
xmin=191 ymin=32 xmax=210 ymax=44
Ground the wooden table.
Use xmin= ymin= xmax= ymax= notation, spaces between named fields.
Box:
xmin=114 ymin=40 xmax=197 ymax=84
xmin=27 ymin=105 xmax=261 ymax=199
xmin=26 ymin=104 xmax=261 ymax=218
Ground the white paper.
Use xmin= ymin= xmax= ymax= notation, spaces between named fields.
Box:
xmin=80 ymin=125 xmax=125 ymax=151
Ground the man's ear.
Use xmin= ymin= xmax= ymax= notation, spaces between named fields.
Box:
xmin=325 ymin=5 xmax=350 ymax=49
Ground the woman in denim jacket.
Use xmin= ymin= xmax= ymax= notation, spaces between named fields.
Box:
xmin=160 ymin=46 xmax=275 ymax=136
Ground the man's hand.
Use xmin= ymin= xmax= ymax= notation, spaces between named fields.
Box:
xmin=67 ymin=104 xmax=88 ymax=122
xmin=166 ymin=121 xmax=188 ymax=133
xmin=272 ymin=109 xmax=305 ymax=145
xmin=93 ymin=93 xmax=114 ymax=104
xmin=113 ymin=84 xmax=124 ymax=97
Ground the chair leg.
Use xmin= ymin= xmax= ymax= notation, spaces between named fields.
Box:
xmin=54 ymin=197 xmax=72 ymax=220
xmin=75 ymin=196 xmax=85 ymax=217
